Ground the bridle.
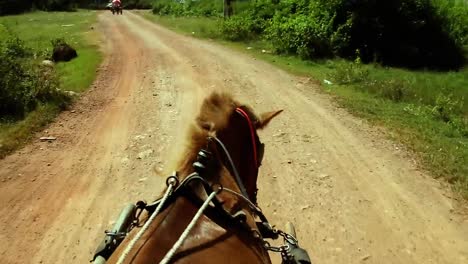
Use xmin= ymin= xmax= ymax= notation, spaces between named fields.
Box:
xmin=204 ymin=107 xmax=264 ymax=204
xmin=93 ymin=107 xmax=310 ymax=264
xmin=235 ymin=107 xmax=265 ymax=168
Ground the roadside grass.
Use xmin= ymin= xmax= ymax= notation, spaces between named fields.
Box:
xmin=0 ymin=11 xmax=102 ymax=92
xmin=138 ymin=12 xmax=468 ymax=197
xmin=0 ymin=104 xmax=60 ymax=155
xmin=139 ymin=12 xmax=222 ymax=39
xmin=0 ymin=11 xmax=102 ymax=157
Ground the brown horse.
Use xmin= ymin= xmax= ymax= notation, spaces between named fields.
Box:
xmin=105 ymin=92 xmax=282 ymax=264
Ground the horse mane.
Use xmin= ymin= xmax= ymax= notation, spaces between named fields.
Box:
xmin=175 ymin=92 xmax=258 ymax=177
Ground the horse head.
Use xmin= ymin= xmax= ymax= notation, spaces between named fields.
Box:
xmin=177 ymin=92 xmax=282 ymax=205
xmin=104 ymin=92 xmax=283 ymax=264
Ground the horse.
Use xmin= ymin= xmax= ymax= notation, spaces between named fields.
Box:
xmin=110 ymin=2 xmax=123 ymax=15
xmin=93 ymin=92 xmax=309 ymax=264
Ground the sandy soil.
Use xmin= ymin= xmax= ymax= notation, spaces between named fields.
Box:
xmin=0 ymin=11 xmax=467 ymax=264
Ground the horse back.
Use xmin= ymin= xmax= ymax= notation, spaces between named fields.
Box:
xmin=108 ymin=197 xmax=271 ymax=264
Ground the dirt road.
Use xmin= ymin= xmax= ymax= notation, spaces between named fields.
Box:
xmin=0 ymin=11 xmax=467 ymax=264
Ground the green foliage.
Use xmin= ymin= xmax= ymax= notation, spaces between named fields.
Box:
xmin=265 ymin=10 xmax=332 ymax=59
xmin=220 ymin=15 xmax=257 ymax=41
xmin=449 ymin=116 xmax=468 ymax=137
xmin=328 ymin=0 xmax=465 ymax=69
xmin=141 ymin=12 xmax=222 ymax=39
xmin=0 ymin=11 xmax=101 ymax=156
xmin=331 ymin=57 xmax=369 ymax=85
xmin=433 ymin=0 xmax=468 ymax=47
xmin=432 ymin=92 xmax=463 ymax=122
xmin=151 ymin=0 xmax=467 ymax=69
xmin=2 ymin=36 xmax=30 ymax=57
xmin=141 ymin=2 xmax=468 ymax=197
xmin=152 ymin=0 xmax=222 ymax=17
xmin=369 ymin=79 xmax=409 ymax=102
xmin=0 ymin=35 xmax=68 ymax=119
xmin=51 ymin=37 xmax=67 ymax=49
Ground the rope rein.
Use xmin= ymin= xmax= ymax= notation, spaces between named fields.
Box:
xmin=159 ymin=191 xmax=219 ymax=264
xmin=116 ymin=177 xmax=177 ymax=264
xmin=110 ymin=130 xmax=307 ymax=263
xmin=222 ymin=187 xmax=261 ymax=213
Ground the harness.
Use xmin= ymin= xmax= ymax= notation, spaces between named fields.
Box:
xmin=91 ymin=108 xmax=311 ymax=264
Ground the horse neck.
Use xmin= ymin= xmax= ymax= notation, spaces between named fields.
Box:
xmin=219 ymin=131 xmax=258 ymax=202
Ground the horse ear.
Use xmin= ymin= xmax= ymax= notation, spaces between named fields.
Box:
xmin=256 ymin=110 xmax=283 ymax=129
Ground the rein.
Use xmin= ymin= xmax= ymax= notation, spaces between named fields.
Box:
xmin=99 ymin=120 xmax=310 ymax=263
xmin=113 ymin=133 xmax=285 ymax=264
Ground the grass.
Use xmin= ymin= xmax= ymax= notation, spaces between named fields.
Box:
xmin=0 ymin=11 xmax=102 ymax=92
xmin=138 ymin=12 xmax=468 ymax=198
xmin=140 ymin=12 xmax=222 ymax=39
xmin=0 ymin=104 xmax=60 ymax=154
xmin=0 ymin=11 xmax=102 ymax=157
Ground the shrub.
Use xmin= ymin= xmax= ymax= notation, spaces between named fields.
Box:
xmin=331 ymin=57 xmax=370 ymax=85
xmin=449 ymin=117 xmax=468 ymax=137
xmin=150 ymin=0 xmax=467 ymax=69
xmin=152 ymin=0 xmax=222 ymax=17
xmin=0 ymin=36 xmax=68 ymax=119
xmin=265 ymin=13 xmax=332 ymax=59
xmin=220 ymin=15 xmax=257 ymax=41
xmin=432 ymin=92 xmax=463 ymax=122
xmin=434 ymin=0 xmax=468 ymax=47
xmin=262 ymin=0 xmax=467 ymax=69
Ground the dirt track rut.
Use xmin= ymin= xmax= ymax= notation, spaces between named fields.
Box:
xmin=0 ymin=11 xmax=467 ymax=264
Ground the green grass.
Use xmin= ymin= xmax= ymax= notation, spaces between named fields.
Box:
xmin=0 ymin=104 xmax=60 ymax=154
xmin=0 ymin=11 xmax=102 ymax=92
xmin=138 ymin=13 xmax=468 ymax=198
xmin=140 ymin=12 xmax=222 ymax=39
xmin=0 ymin=11 xmax=101 ymax=157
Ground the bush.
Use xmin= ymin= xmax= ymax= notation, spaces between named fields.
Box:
xmin=150 ymin=0 xmax=467 ymax=69
xmin=331 ymin=57 xmax=370 ymax=85
xmin=432 ymin=92 xmax=463 ymax=122
xmin=265 ymin=13 xmax=332 ymax=59
xmin=0 ymin=36 xmax=68 ymax=119
xmin=220 ymin=15 xmax=257 ymax=41
xmin=449 ymin=117 xmax=468 ymax=137
xmin=152 ymin=1 xmax=184 ymax=16
xmin=152 ymin=0 xmax=222 ymax=17
xmin=434 ymin=0 xmax=468 ymax=47
xmin=263 ymin=0 xmax=466 ymax=69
